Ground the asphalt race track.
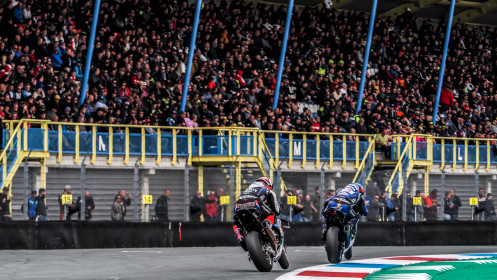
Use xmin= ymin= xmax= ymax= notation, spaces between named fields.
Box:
xmin=1 ymin=246 xmax=497 ymax=279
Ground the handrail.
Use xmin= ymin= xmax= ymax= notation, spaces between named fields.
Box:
xmin=258 ymin=131 xmax=287 ymax=192
xmin=352 ymin=136 xmax=376 ymax=183
xmin=4 ymin=119 xmax=497 ymax=143
xmin=386 ymin=135 xmax=415 ymax=194
xmin=3 ymin=120 xmax=496 ymax=173
xmin=0 ymin=119 xmax=25 ymax=164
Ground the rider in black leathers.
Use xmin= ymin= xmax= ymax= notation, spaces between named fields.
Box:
xmin=232 ymin=177 xmax=283 ymax=250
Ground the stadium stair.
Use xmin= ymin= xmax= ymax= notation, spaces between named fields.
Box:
xmin=352 ymin=136 xmax=377 ymax=186
xmin=192 ymin=130 xmax=288 ymax=198
xmin=0 ymin=120 xmax=49 ymax=190
xmin=385 ymin=135 xmax=433 ymax=195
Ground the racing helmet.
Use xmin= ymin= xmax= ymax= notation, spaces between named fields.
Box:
xmin=256 ymin=177 xmax=273 ymax=190
xmin=348 ymin=183 xmax=365 ymax=195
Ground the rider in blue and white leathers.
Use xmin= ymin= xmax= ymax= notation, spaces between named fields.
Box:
xmin=321 ymin=183 xmax=368 ymax=240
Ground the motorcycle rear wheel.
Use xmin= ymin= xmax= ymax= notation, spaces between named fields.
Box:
xmin=325 ymin=226 xmax=342 ymax=264
xmin=246 ymin=231 xmax=273 ymax=272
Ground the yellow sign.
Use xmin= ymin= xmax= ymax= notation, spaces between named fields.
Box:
xmin=142 ymin=195 xmax=153 ymax=205
xmin=287 ymin=196 xmax=297 ymax=205
xmin=469 ymin=197 xmax=479 ymax=206
xmin=220 ymin=196 xmax=230 ymax=205
xmin=413 ymin=197 xmax=422 ymax=206
xmin=61 ymin=194 xmax=72 ymax=204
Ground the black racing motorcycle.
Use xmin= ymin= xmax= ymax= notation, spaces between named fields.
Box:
xmin=234 ymin=200 xmax=289 ymax=272
xmin=323 ymin=205 xmax=356 ymax=264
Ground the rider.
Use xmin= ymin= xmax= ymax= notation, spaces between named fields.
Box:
xmin=233 ymin=177 xmax=283 ymax=250
xmin=321 ymin=183 xmax=368 ymax=240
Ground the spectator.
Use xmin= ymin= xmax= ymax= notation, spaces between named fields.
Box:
xmin=76 ymin=191 xmax=95 ymax=220
xmin=36 ymin=189 xmax=48 ymax=221
xmin=111 ymin=195 xmax=126 ymax=221
xmin=325 ymin=189 xmax=335 ymax=201
xmin=155 ymin=189 xmax=170 ymax=222
xmin=26 ymin=189 xmax=38 ymax=221
xmin=114 ymin=189 xmax=132 ymax=220
xmin=476 ymin=187 xmax=486 ymax=221
xmin=443 ymin=192 xmax=452 ymax=220
xmin=367 ymin=195 xmax=382 ymax=222
xmin=379 ymin=191 xmax=392 ymax=221
xmin=279 ymin=191 xmax=292 ymax=222
xmin=391 ymin=191 xmax=401 ymax=221
xmin=446 ymin=188 xmax=462 ymax=220
xmin=190 ymin=190 xmax=204 ymax=222
xmin=484 ymin=193 xmax=495 ymax=221
xmin=58 ymin=185 xmax=77 ymax=220
xmin=0 ymin=187 xmax=12 ymax=221
xmin=204 ymin=190 xmax=218 ymax=222
xmin=302 ymin=194 xmax=313 ymax=222
xmin=215 ymin=188 xmax=226 ymax=221
xmin=404 ymin=191 xmax=415 ymax=221
xmin=424 ymin=189 xmax=439 ymax=221
xmin=310 ymin=187 xmax=321 ymax=221
xmin=366 ymin=181 xmax=381 ymax=200
xmin=291 ymin=189 xmax=305 ymax=222
xmin=376 ymin=128 xmax=393 ymax=159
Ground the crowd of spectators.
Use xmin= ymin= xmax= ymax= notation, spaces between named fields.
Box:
xmin=190 ymin=187 xmax=226 ymax=221
xmin=0 ymin=0 xmax=497 ymax=142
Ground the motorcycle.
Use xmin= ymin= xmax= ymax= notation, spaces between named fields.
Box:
xmin=234 ymin=200 xmax=289 ymax=272
xmin=323 ymin=203 xmax=357 ymax=264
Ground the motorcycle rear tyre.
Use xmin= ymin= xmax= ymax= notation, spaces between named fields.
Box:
xmin=246 ymin=231 xmax=273 ymax=272
xmin=325 ymin=226 xmax=342 ymax=264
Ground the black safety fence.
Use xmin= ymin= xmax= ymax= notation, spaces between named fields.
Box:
xmin=0 ymin=221 xmax=496 ymax=249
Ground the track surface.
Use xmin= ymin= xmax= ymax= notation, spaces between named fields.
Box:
xmin=1 ymin=246 xmax=497 ymax=279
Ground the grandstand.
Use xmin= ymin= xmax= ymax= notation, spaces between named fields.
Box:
xmin=0 ymin=0 xmax=496 ymax=223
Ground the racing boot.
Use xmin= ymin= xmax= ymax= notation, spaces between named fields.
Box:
xmin=234 ymin=228 xmax=247 ymax=251
xmin=344 ymin=247 xmax=352 ymax=260
xmin=321 ymin=220 xmax=328 ymax=241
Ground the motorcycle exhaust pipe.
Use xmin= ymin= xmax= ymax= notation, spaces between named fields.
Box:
xmin=261 ymin=219 xmax=278 ymax=251
xmin=261 ymin=219 xmax=272 ymax=229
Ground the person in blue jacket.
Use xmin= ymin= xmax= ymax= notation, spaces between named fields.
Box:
xmin=27 ymin=189 xmax=39 ymax=221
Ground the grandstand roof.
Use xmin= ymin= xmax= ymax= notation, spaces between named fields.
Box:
xmin=266 ymin=0 xmax=497 ymax=26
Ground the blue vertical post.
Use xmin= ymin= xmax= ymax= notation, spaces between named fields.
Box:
xmin=272 ymin=0 xmax=295 ymax=111
xmin=180 ymin=0 xmax=203 ymax=113
xmin=355 ymin=0 xmax=378 ymax=115
xmin=79 ymin=0 xmax=102 ymax=106
xmin=433 ymin=0 xmax=456 ymax=125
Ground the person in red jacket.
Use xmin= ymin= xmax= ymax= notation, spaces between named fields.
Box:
xmin=440 ymin=81 xmax=454 ymax=108
xmin=204 ymin=190 xmax=219 ymax=221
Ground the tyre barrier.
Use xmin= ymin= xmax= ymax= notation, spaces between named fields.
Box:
xmin=0 ymin=221 xmax=495 ymax=249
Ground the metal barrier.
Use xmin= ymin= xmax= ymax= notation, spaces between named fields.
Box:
xmin=3 ymin=121 xmax=497 ymax=169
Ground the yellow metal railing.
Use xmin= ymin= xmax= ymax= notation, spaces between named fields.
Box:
xmin=257 ymin=132 xmax=288 ymax=195
xmin=352 ymin=136 xmax=376 ymax=184
xmin=1 ymin=120 xmax=24 ymax=187
xmin=2 ymin=120 xmax=495 ymax=173
xmin=261 ymin=130 xmax=376 ymax=169
xmin=431 ymin=136 xmax=492 ymax=172
xmin=386 ymin=135 xmax=415 ymax=194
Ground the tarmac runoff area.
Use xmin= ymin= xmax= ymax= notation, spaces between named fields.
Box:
xmin=0 ymin=246 xmax=497 ymax=280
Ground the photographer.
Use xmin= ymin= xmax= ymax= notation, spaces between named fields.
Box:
xmin=76 ymin=191 xmax=95 ymax=220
